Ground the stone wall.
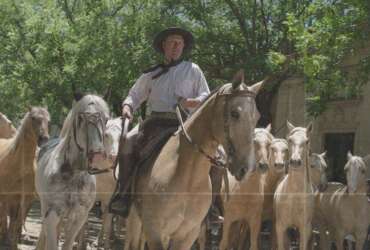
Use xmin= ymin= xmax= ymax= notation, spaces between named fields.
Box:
xmin=271 ymin=77 xmax=305 ymax=138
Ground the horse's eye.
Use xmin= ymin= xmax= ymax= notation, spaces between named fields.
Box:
xmin=230 ymin=110 xmax=240 ymax=120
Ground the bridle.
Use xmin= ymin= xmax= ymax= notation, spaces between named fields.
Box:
xmin=72 ymin=111 xmax=108 ymax=175
xmin=176 ymin=87 xmax=257 ymax=170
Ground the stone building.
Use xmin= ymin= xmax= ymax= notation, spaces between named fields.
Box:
xmin=271 ymin=43 xmax=370 ymax=182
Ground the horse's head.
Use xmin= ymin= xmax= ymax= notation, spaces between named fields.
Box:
xmin=29 ymin=107 xmax=50 ymax=146
xmin=310 ymin=152 xmax=328 ymax=191
xmin=104 ymin=117 xmax=122 ymax=166
xmin=344 ymin=152 xmax=367 ymax=193
xmin=0 ymin=112 xmax=16 ymax=138
xmin=286 ymin=121 xmax=312 ymax=169
xmin=254 ymin=124 xmax=273 ymax=173
xmin=212 ymin=71 xmax=262 ymax=181
xmin=269 ymin=138 xmax=289 ymax=173
xmin=71 ymin=94 xmax=110 ymax=170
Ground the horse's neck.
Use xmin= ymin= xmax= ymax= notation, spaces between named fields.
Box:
xmin=178 ymin=105 xmax=219 ymax=189
xmin=287 ymin=165 xmax=312 ymax=192
xmin=60 ymin=133 xmax=85 ymax=168
xmin=241 ymin=171 xmax=264 ymax=192
xmin=349 ymin=179 xmax=368 ymax=194
xmin=12 ymin=117 xmax=37 ymax=157
xmin=265 ymin=170 xmax=283 ymax=193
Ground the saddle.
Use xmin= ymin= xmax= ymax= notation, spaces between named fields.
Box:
xmin=133 ymin=117 xmax=179 ymax=173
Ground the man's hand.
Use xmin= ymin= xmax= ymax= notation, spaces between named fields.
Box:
xmin=179 ymin=98 xmax=201 ymax=109
xmin=122 ymin=104 xmax=133 ymax=120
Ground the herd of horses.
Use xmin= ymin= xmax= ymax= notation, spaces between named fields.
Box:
xmin=0 ymin=74 xmax=369 ymax=250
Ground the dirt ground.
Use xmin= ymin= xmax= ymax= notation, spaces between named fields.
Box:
xmin=18 ymin=201 xmax=125 ymax=250
xmin=16 ymin=201 xmax=370 ymax=250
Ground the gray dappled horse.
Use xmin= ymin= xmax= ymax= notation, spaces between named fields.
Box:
xmin=35 ymin=95 xmax=109 ymax=250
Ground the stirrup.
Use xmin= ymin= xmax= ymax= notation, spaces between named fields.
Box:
xmin=108 ymin=193 xmax=131 ymax=218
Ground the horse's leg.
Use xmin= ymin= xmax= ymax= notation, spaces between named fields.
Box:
xmin=76 ymin=221 xmax=88 ymax=250
xmin=44 ymin=210 xmax=61 ymax=250
xmin=125 ymin=206 xmax=144 ymax=250
xmin=275 ymin=223 xmax=285 ymax=250
xmin=7 ymin=200 xmax=25 ymax=250
xmin=62 ymin=208 xmax=89 ymax=250
xmin=219 ymin=218 xmax=233 ymax=250
xmin=142 ymin=224 xmax=164 ymax=250
xmin=355 ymin=231 xmax=367 ymax=250
xmin=197 ymin=222 xmax=207 ymax=250
xmin=333 ymin=230 xmax=345 ymax=250
xmin=101 ymin=209 xmax=113 ymax=249
xmin=170 ymin=226 xmax=201 ymax=250
xmin=9 ymin=195 xmax=34 ymax=248
xmin=36 ymin=224 xmax=46 ymax=250
xmin=300 ymin=224 xmax=312 ymax=250
xmin=249 ymin=216 xmax=262 ymax=250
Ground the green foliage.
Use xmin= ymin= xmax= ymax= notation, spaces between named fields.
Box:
xmin=285 ymin=0 xmax=370 ymax=116
xmin=0 ymin=0 xmax=369 ymax=125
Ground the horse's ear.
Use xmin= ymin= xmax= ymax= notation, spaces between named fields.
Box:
xmin=306 ymin=122 xmax=313 ymax=135
xmin=247 ymin=81 xmax=263 ymax=95
xmin=72 ymin=81 xmax=84 ymax=102
xmin=74 ymin=92 xmax=84 ymax=102
xmin=320 ymin=151 xmax=327 ymax=159
xmin=266 ymin=123 xmax=272 ymax=132
xmin=363 ymin=154 xmax=370 ymax=171
xmin=103 ymin=85 xmax=112 ymax=102
xmin=232 ymin=69 xmax=245 ymax=89
xmin=287 ymin=120 xmax=295 ymax=133
xmin=347 ymin=151 xmax=353 ymax=161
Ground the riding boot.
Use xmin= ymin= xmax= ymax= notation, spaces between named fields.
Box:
xmin=109 ymin=152 xmax=134 ymax=218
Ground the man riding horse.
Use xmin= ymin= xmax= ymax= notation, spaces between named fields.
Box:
xmin=109 ymin=27 xmax=211 ymax=217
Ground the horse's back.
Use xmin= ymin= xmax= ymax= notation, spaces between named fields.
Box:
xmin=38 ymin=138 xmax=60 ymax=162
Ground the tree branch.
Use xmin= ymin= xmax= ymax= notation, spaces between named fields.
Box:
xmin=225 ymin=0 xmax=253 ymax=54
xmin=62 ymin=0 xmax=75 ymax=25
xmin=260 ymin=0 xmax=269 ymax=48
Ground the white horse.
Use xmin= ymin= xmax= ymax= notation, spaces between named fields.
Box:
xmin=36 ymin=94 xmax=110 ymax=250
xmin=316 ymin=152 xmax=370 ymax=250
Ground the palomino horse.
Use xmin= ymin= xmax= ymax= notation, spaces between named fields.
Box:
xmin=219 ymin=125 xmax=272 ymax=250
xmin=315 ymin=152 xmax=370 ymax=250
xmin=126 ymin=76 xmax=263 ymax=250
xmin=96 ymin=117 xmax=122 ymax=247
xmin=0 ymin=113 xmax=17 ymax=244
xmin=0 ymin=107 xmax=50 ymax=249
xmin=274 ymin=121 xmax=314 ymax=250
xmin=36 ymin=95 xmax=109 ymax=250
xmin=0 ymin=112 xmax=16 ymax=139
xmin=93 ymin=117 xmax=122 ymax=248
xmin=261 ymin=137 xmax=289 ymax=248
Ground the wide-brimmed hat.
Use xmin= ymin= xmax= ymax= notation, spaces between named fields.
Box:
xmin=153 ymin=27 xmax=194 ymax=54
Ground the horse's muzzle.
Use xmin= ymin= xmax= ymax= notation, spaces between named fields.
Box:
xmin=88 ymin=151 xmax=107 ymax=166
xmin=274 ymin=163 xmax=285 ymax=171
xmin=235 ymin=167 xmax=247 ymax=181
xmin=258 ymin=163 xmax=269 ymax=173
xmin=289 ymin=159 xmax=302 ymax=167
xmin=38 ymin=135 xmax=49 ymax=147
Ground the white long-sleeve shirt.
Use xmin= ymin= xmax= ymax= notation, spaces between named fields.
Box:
xmin=122 ymin=61 xmax=210 ymax=113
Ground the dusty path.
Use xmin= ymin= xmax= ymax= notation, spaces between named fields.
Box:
xmin=16 ymin=201 xmax=370 ymax=250
xmin=18 ymin=201 xmax=125 ymax=250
